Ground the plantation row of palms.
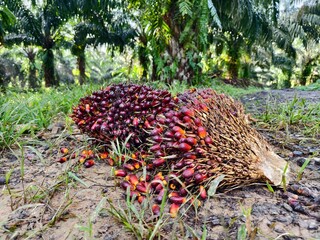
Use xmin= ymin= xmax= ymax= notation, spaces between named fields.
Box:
xmin=0 ymin=0 xmax=320 ymax=90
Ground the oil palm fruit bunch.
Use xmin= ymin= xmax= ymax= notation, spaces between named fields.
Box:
xmin=72 ymin=84 xmax=177 ymax=148
xmin=72 ymin=84 xmax=289 ymax=216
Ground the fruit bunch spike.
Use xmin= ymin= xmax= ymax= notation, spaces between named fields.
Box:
xmin=185 ymin=89 xmax=289 ymax=186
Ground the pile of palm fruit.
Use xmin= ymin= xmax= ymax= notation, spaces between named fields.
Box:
xmin=71 ymin=84 xmax=289 ymax=217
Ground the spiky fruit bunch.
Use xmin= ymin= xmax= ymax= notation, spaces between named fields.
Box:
xmin=71 ymin=84 xmax=177 ymax=148
xmin=72 ymin=84 xmax=288 ymax=217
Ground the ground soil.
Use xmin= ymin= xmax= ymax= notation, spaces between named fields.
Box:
xmin=0 ymin=89 xmax=319 ymax=240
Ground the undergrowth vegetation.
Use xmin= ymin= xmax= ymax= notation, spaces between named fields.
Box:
xmin=258 ymin=95 xmax=320 ymax=137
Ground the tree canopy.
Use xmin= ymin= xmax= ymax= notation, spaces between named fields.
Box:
xmin=0 ymin=0 xmax=319 ymax=90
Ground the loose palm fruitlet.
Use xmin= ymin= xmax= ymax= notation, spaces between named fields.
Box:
xmin=72 ymin=84 xmax=177 ymax=148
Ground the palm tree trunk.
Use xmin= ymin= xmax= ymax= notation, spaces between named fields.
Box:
xmin=43 ymin=49 xmax=57 ymax=87
xmin=27 ymin=50 xmax=38 ymax=89
xmin=77 ymin=49 xmax=86 ymax=85
xmin=300 ymin=59 xmax=313 ymax=86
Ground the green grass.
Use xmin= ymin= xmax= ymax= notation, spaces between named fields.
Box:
xmin=258 ymin=95 xmax=320 ymax=137
xmin=0 ymin=84 xmax=103 ymax=147
xmin=296 ymin=79 xmax=320 ymax=91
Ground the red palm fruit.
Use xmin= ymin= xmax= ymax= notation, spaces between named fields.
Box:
xmin=85 ymin=104 xmax=90 ymax=112
xmin=107 ymin=158 xmax=114 ymax=166
xmin=174 ymin=132 xmax=183 ymax=140
xmin=114 ymin=169 xmax=127 ymax=177
xmin=80 ymin=150 xmax=89 ymax=157
xmin=144 ymin=120 xmax=151 ymax=128
xmin=168 ymin=192 xmax=180 ymax=198
xmin=184 ymin=159 xmax=194 ymax=165
xmin=183 ymin=152 xmax=197 ymax=159
xmin=155 ymin=182 xmax=164 ymax=193
xmin=198 ymin=126 xmax=207 ymax=139
xmin=121 ymin=181 xmax=134 ymax=191
xmin=154 ymin=172 xmax=164 ymax=180
xmin=71 ymin=153 xmax=77 ymax=159
xmin=126 ymin=174 xmax=139 ymax=186
xmin=151 ymin=128 xmax=162 ymax=136
xmin=183 ymin=116 xmax=192 ymax=123
xmin=191 ymin=197 xmax=202 ymax=207
xmin=137 ymin=195 xmax=146 ymax=204
xmin=155 ymin=150 xmax=165 ymax=157
xmin=196 ymin=147 xmax=206 ymax=155
xmin=199 ymin=186 xmax=207 ymax=200
xmin=58 ymin=157 xmax=67 ymax=163
xmin=186 ymin=137 xmax=197 ymax=146
xmin=179 ymin=143 xmax=192 ymax=152
xmin=140 ymin=174 xmax=151 ymax=182
xmin=153 ymin=158 xmax=165 ymax=167
xmin=179 ymin=188 xmax=188 ymax=197
xmin=152 ymin=204 xmax=161 ymax=216
xmin=199 ymin=103 xmax=208 ymax=111
xmin=194 ymin=118 xmax=202 ymax=127
xmin=194 ymin=173 xmax=207 ymax=183
xmin=172 ymin=126 xmax=185 ymax=135
xmin=152 ymin=135 xmax=163 ymax=143
xmin=123 ymin=163 xmax=135 ymax=171
xmin=133 ymin=162 xmax=141 ymax=169
xmin=150 ymin=144 xmax=161 ymax=151
xmin=146 ymin=164 xmax=154 ymax=171
xmin=204 ymin=136 xmax=213 ymax=145
xmin=174 ymin=160 xmax=184 ymax=169
xmin=181 ymin=106 xmax=194 ymax=117
xmin=84 ymin=159 xmax=95 ymax=168
xmin=99 ymin=152 xmax=108 ymax=159
xmin=169 ymin=196 xmax=186 ymax=204
xmin=78 ymin=157 xmax=86 ymax=164
xmin=129 ymin=191 xmax=140 ymax=199
xmin=169 ymin=203 xmax=180 ymax=218
xmin=164 ymin=131 xmax=175 ymax=138
xmin=60 ymin=147 xmax=69 ymax=155
xmin=131 ymin=153 xmax=138 ymax=160
xmin=132 ymin=117 xmax=139 ymax=127
xmin=155 ymin=188 xmax=166 ymax=203
xmin=136 ymin=182 xmax=147 ymax=193
xmin=182 ymin=168 xmax=195 ymax=178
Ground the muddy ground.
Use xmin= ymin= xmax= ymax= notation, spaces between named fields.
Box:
xmin=0 ymin=89 xmax=319 ymax=240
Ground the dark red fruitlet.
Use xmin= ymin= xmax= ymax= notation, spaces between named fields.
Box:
xmin=178 ymin=143 xmax=192 ymax=152
xmin=114 ymin=169 xmax=127 ymax=177
xmin=182 ymin=168 xmax=195 ymax=178
xmin=84 ymin=159 xmax=95 ymax=168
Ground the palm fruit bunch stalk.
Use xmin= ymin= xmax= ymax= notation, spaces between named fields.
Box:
xmin=71 ymin=84 xmax=177 ymax=149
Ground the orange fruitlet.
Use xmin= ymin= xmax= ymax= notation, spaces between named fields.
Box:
xmin=60 ymin=147 xmax=69 ymax=154
xmin=169 ymin=203 xmax=180 ymax=218
xmin=152 ymin=204 xmax=160 ymax=215
xmin=197 ymin=126 xmax=207 ymax=139
xmin=199 ymin=185 xmax=207 ymax=200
